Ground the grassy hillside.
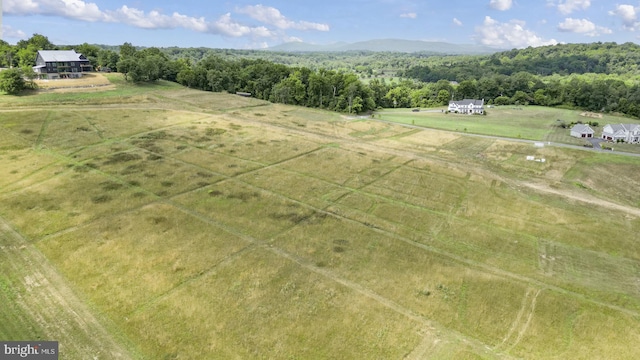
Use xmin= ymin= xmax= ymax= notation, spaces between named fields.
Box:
xmin=1 ymin=79 xmax=639 ymax=359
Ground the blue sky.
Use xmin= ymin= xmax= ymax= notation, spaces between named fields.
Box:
xmin=2 ymin=0 xmax=639 ymax=49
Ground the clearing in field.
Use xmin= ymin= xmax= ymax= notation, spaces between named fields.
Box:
xmin=35 ymin=73 xmax=115 ymax=92
xmin=1 ymin=84 xmax=640 ymax=359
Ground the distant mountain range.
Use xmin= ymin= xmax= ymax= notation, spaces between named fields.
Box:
xmin=266 ymin=39 xmax=501 ymax=54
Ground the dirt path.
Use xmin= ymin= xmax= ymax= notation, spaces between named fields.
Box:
xmin=522 ymin=182 xmax=640 ymax=218
xmin=507 ymin=289 xmax=542 ymax=352
xmin=0 ymin=217 xmax=135 ymax=359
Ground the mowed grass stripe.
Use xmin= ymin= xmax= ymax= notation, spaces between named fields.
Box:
xmin=35 ymin=111 xmax=53 ymax=149
xmin=233 ymin=161 xmax=640 ymax=316
xmin=228 ymin=149 xmax=640 ymax=312
xmin=171 ymin=168 xmax=639 ymax=350
xmin=124 ymin=247 xmax=429 ymax=359
xmin=127 ymin=243 xmax=258 ymax=317
xmin=160 ymin=196 xmax=505 ymax=356
xmin=0 ymin=217 xmax=136 ymax=359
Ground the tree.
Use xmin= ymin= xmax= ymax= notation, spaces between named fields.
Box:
xmin=436 ymin=89 xmax=451 ymax=106
xmin=73 ymin=43 xmax=100 ymax=67
xmin=533 ymin=89 xmax=548 ymax=106
xmin=177 ymin=68 xmax=197 ymax=88
xmin=455 ymin=80 xmax=478 ymax=99
xmin=511 ymin=90 xmax=531 ymax=105
xmin=271 ymin=74 xmax=305 ymax=105
xmin=0 ymin=40 xmax=15 ymax=68
xmin=17 ymin=34 xmax=55 ymax=51
xmin=308 ymin=71 xmax=332 ymax=108
xmin=16 ymin=47 xmax=38 ymax=68
xmin=494 ymin=95 xmax=510 ymax=106
xmin=119 ymin=42 xmax=137 ymax=59
xmin=0 ymin=68 xmax=26 ymax=94
xmin=385 ymin=85 xmax=411 ymax=108
xmin=116 ymin=58 xmax=137 ymax=81
xmin=97 ymin=49 xmax=120 ymax=71
xmin=367 ymin=78 xmax=389 ymax=108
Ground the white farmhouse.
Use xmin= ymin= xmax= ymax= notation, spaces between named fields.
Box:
xmin=448 ymin=99 xmax=484 ymax=114
xmin=601 ymin=124 xmax=640 ymax=143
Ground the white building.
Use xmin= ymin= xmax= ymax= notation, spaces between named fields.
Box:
xmin=448 ymin=99 xmax=484 ymax=114
xmin=601 ymin=124 xmax=640 ymax=143
xmin=570 ymin=124 xmax=595 ymax=138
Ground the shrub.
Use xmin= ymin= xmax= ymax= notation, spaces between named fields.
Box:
xmin=0 ymin=68 xmax=26 ymax=95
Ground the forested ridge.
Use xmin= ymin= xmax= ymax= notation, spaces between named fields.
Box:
xmin=3 ymin=35 xmax=640 ymax=117
xmin=403 ymin=42 xmax=640 ymax=80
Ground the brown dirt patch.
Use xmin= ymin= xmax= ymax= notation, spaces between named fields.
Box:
xmin=580 ymin=112 xmax=603 ymax=119
xmin=35 ymin=73 xmax=114 ymax=92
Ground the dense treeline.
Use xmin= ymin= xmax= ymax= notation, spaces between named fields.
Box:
xmin=175 ymin=55 xmax=376 ymax=113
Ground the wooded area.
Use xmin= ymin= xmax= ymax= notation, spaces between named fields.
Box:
xmin=3 ymin=35 xmax=640 ymax=117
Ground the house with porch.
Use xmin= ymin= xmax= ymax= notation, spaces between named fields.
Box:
xmin=448 ymin=99 xmax=484 ymax=114
xmin=601 ymin=123 xmax=640 ymax=143
xmin=32 ymin=50 xmax=92 ymax=79
xmin=570 ymin=124 xmax=595 ymax=138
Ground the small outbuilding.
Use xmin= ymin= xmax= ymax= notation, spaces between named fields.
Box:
xmin=570 ymin=124 xmax=595 ymax=138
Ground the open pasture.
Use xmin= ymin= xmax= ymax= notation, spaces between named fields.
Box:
xmin=377 ymin=106 xmax=640 ymax=144
xmin=1 ymin=85 xmax=640 ymax=359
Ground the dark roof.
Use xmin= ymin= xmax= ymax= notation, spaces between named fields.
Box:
xmin=449 ymin=99 xmax=484 ymax=106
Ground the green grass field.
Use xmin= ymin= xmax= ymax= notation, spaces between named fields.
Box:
xmin=376 ymin=106 xmax=640 ymax=153
xmin=1 ymin=79 xmax=640 ymax=359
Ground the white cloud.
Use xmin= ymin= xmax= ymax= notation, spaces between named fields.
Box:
xmin=5 ymin=0 xmax=106 ymax=21
xmin=4 ymin=1 xmax=326 ymax=42
xmin=556 ymin=0 xmax=591 ymax=15
xmin=2 ymin=25 xmax=28 ymax=39
xmin=453 ymin=18 xmax=463 ymax=26
xmin=489 ymin=0 xmax=513 ymax=11
xmin=557 ymin=18 xmax=612 ymax=36
xmin=4 ymin=0 xmax=40 ymax=14
xmin=475 ymin=16 xmax=558 ymax=48
xmin=57 ymin=0 xmax=105 ymax=21
xmin=236 ymin=5 xmax=329 ymax=31
xmin=400 ymin=13 xmax=418 ymax=19
xmin=609 ymin=4 xmax=639 ymax=30
xmin=106 ymin=6 xmax=210 ymax=32
xmin=210 ymin=13 xmax=274 ymax=37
